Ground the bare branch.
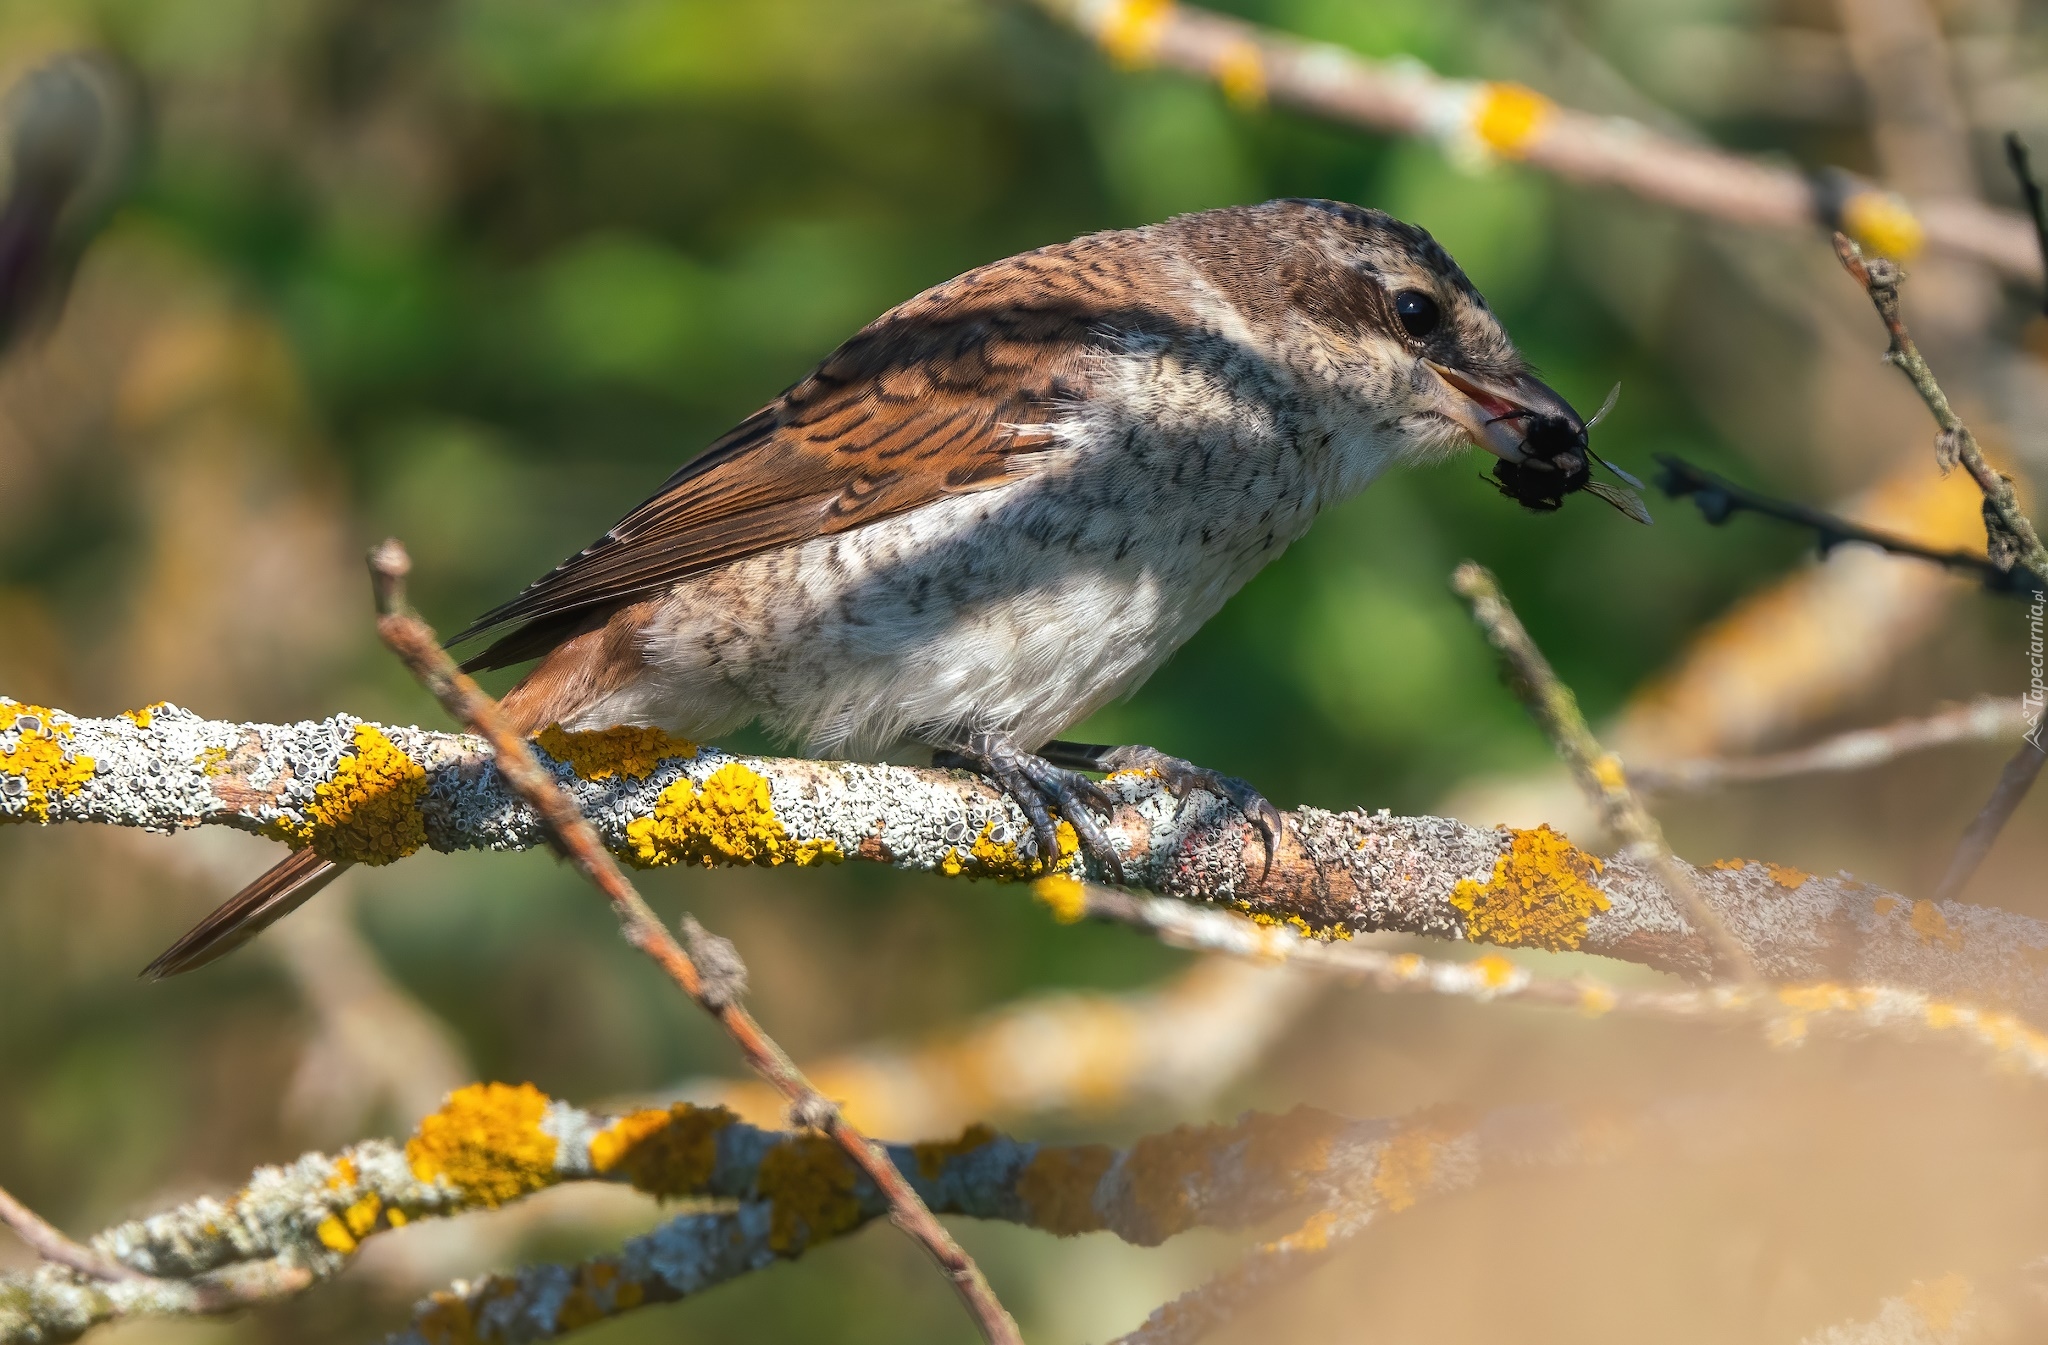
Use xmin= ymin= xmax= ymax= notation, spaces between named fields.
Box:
xmin=1628 ymin=697 xmax=2036 ymax=794
xmin=1453 ymin=562 xmax=1761 ymax=983
xmin=362 ymin=541 xmax=1021 ymax=1345
xmin=1831 ymin=234 xmax=2048 ymax=584
xmin=1931 ymin=738 xmax=2048 ymax=903
xmin=1050 ymin=880 xmax=2048 ymax=1079
xmin=665 ymin=957 xmax=1317 ymax=1138
xmin=1023 ymin=0 xmax=2041 ymax=278
xmin=12 ymin=697 xmax=2048 ymax=1005
xmin=1654 ymin=455 xmax=2043 ymax=598
xmin=0 ymin=1184 xmax=139 ymax=1283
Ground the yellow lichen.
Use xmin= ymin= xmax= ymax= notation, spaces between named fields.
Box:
xmin=1115 ymin=1109 xmax=1344 ymax=1245
xmin=297 ymin=723 xmax=429 ymax=865
xmin=624 ymin=762 xmax=842 ymax=869
xmin=121 ymin=702 xmax=167 ymax=729
xmin=1213 ymin=38 xmax=1264 ymax=108
xmin=196 ymin=745 xmax=231 ymax=776
xmin=943 ymin=818 xmax=1078 ymax=882
xmin=1099 ymin=0 xmax=1173 ymax=67
xmin=1763 ymin=862 xmax=1811 ymax=890
xmin=411 ymin=1289 xmax=479 ymax=1345
xmin=1472 ymin=81 xmax=1554 ymax=158
xmin=1842 ymin=188 xmax=1925 ymax=261
xmin=1240 ymin=1107 xmax=1350 ymax=1196
xmin=1770 ymin=982 xmax=1874 ymax=1047
xmin=1033 ymin=875 xmax=1088 ymax=923
xmin=552 ymin=1261 xmax=645 ymax=1332
xmin=1017 ymin=1143 xmax=1115 ymax=1237
xmin=1710 ymin=858 xmax=1751 ymax=872
xmin=756 ymin=1135 xmax=864 ymax=1254
xmin=534 ymin=723 xmax=696 ymax=781
xmin=343 ymin=1192 xmax=382 ymax=1237
xmin=1873 ymin=896 xmax=1900 ymax=917
xmin=913 ymin=1123 xmax=999 ymax=1180
xmin=1911 ymin=900 xmax=1964 ymax=950
xmin=0 ymin=703 xmax=95 ymax=823
xmin=406 ymin=1082 xmax=558 ymax=1207
xmin=1372 ymin=1115 xmax=1463 ymax=1213
xmin=315 ymin=1215 xmax=358 ymax=1254
xmin=588 ymin=1103 xmax=734 ymax=1198
xmin=1241 ymin=907 xmax=1352 ymax=942
xmin=1448 ymin=825 xmax=1609 ymax=951
xmin=1469 ymin=954 xmax=1518 ymax=988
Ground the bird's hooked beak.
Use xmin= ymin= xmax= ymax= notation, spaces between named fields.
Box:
xmin=1423 ymin=361 xmax=1582 ymax=463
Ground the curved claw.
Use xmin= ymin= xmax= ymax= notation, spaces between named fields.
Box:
xmin=937 ymin=732 xmax=1127 ymax=884
xmin=1098 ymin=744 xmax=1284 ymax=884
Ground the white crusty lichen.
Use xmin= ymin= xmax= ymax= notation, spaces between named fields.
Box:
xmin=8 ymin=698 xmax=2048 ymax=1011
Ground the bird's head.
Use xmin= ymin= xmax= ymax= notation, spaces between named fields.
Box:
xmin=1181 ymin=198 xmax=1647 ymax=521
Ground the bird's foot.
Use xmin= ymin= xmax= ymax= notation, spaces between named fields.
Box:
xmin=934 ymin=730 xmax=1124 ymax=882
xmin=1042 ymin=741 xmax=1284 ymax=882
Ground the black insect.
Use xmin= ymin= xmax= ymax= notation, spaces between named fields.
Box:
xmin=1487 ymin=384 xmax=1652 ymax=524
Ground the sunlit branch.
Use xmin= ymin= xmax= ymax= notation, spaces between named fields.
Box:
xmin=10 ymin=697 xmax=2048 ymax=1007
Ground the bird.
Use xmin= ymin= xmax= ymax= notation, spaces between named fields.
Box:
xmin=144 ymin=197 xmax=1634 ymax=980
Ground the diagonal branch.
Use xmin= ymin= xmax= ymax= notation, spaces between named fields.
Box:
xmin=0 ymin=1184 xmax=139 ymax=1283
xmin=1453 ymin=562 xmax=1761 ymax=983
xmin=361 ymin=542 xmax=1020 ymax=1345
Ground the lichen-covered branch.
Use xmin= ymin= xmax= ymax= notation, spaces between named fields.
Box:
xmin=1453 ymin=562 xmax=1759 ymax=982
xmin=1026 ymin=0 xmax=2041 ymax=278
xmin=10 ymin=698 xmax=2048 ymax=1007
xmin=1047 ymin=882 xmax=2048 ymax=1079
xmin=387 ymin=1089 xmax=1741 ymax=1345
xmin=5 ymin=1078 xmax=1652 ymax=1344
xmin=362 ymin=542 xmax=1019 ymax=1345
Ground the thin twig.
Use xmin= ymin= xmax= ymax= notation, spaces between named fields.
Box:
xmin=0 ymin=1182 xmax=140 ymax=1282
xmin=2006 ymin=133 xmax=2048 ymax=317
xmin=1628 ymin=697 xmax=2036 ymax=794
xmin=1831 ymin=234 xmax=2048 ymax=903
xmin=1052 ymin=880 xmax=2048 ymax=1078
xmin=1654 ymin=454 xmax=2043 ymax=597
xmin=1832 ymin=233 xmax=2048 ymax=584
xmin=363 ymin=540 xmax=1022 ymax=1345
xmin=1452 ymin=562 xmax=1763 ymax=983
xmin=1931 ymin=737 xmax=2048 ymax=903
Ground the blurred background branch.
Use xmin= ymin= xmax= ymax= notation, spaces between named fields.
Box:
xmin=3 ymin=0 xmax=2048 ymax=1340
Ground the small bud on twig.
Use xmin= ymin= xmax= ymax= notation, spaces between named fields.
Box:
xmin=678 ymin=914 xmax=749 ymax=1010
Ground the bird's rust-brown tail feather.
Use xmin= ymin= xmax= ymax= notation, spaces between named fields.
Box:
xmin=145 ymin=601 xmax=658 ymax=980
xmin=142 ymin=848 xmax=348 ymax=980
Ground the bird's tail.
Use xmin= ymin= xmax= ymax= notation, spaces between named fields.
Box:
xmin=142 ymin=848 xmax=348 ymax=980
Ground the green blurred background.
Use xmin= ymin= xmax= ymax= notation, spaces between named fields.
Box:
xmin=3 ymin=0 xmax=2047 ymax=1341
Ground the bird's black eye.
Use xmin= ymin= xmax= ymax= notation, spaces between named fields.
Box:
xmin=1393 ymin=289 xmax=1440 ymax=339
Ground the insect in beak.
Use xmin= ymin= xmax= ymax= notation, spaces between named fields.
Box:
xmin=1431 ymin=366 xmax=1650 ymax=524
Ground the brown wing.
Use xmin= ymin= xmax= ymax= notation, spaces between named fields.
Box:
xmin=450 ymin=240 xmax=1158 ymax=672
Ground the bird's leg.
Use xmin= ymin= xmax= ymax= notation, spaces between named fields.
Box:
xmin=1041 ymin=740 xmax=1284 ymax=881
xmin=933 ymin=729 xmax=1123 ymax=882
